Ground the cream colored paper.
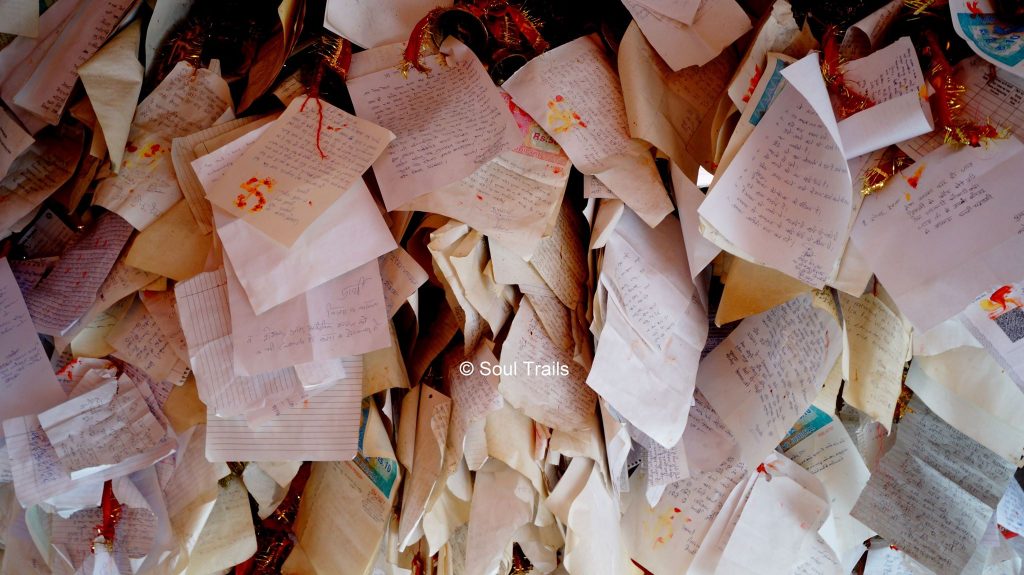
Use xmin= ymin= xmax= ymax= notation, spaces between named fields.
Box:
xmin=498 ymin=298 xmax=597 ymax=433
xmin=206 ymin=96 xmax=393 ymax=246
xmin=77 ymin=20 xmax=143 ymax=172
xmin=0 ymin=108 xmax=33 ymax=179
xmin=620 ymin=23 xmax=736 ymax=178
xmin=106 ymin=298 xmax=191 ymax=385
xmin=294 ymin=403 xmax=400 ymax=574
xmin=184 ymin=475 xmax=257 ymax=575
xmin=0 ymin=0 xmax=38 ymax=37
xmin=124 ymin=200 xmax=212 ymax=281
xmin=839 ymin=292 xmax=910 ymax=430
xmin=94 ymin=61 xmax=233 ymax=230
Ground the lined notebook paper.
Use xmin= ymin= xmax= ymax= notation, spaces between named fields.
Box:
xmin=206 ymin=358 xmax=364 ymax=462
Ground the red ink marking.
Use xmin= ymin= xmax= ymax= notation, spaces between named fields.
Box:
xmin=906 ymin=164 xmax=925 ymax=188
xmin=301 ymin=95 xmax=327 ymax=159
xmin=673 ymin=507 xmax=681 ymax=513
xmin=236 ymin=177 xmax=274 ymax=212
xmin=742 ymin=64 xmax=763 ymax=103
xmin=967 ymin=0 xmax=982 ymax=15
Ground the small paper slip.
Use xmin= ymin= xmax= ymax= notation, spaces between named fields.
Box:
xmin=205 ymin=96 xmax=394 ymax=247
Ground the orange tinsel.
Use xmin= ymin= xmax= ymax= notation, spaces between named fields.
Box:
xmin=821 ymin=25 xmax=875 ymax=120
xmin=922 ymin=29 xmax=1004 ymax=147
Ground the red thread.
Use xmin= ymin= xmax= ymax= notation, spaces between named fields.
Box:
xmin=300 ymin=95 xmax=327 ymax=160
xmin=92 ymin=480 xmax=123 ymax=553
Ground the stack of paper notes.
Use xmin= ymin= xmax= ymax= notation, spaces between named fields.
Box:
xmin=1 ymin=0 xmax=1024 ymax=573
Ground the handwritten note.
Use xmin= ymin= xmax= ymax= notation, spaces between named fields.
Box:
xmin=0 ymin=125 xmax=83 ymax=235
xmin=625 ymin=455 xmax=748 ymax=573
xmin=226 ymin=257 xmax=390 ymax=376
xmin=206 ymin=96 xmax=394 ymax=246
xmin=37 ymin=376 xmax=169 ymax=477
xmin=0 ymin=108 xmax=32 ymax=178
xmin=443 ymin=345 xmax=503 ymax=477
xmin=0 ymin=258 xmax=66 ymax=430
xmin=347 ymin=37 xmax=520 ymax=211
xmin=699 ymin=79 xmax=852 ymax=288
xmin=590 ymin=209 xmax=707 ymax=449
xmin=199 ymin=128 xmax=397 ymax=314
xmin=11 ymin=0 xmax=135 ymax=124
xmin=498 ymin=298 xmax=597 ymax=432
xmin=528 ymin=201 xmax=589 ymax=309
xmin=106 ymin=298 xmax=191 ymax=385
xmin=378 ymin=248 xmax=428 ymax=317
xmin=503 ymin=34 xmax=674 ymax=226
xmin=835 ymin=37 xmax=933 ymax=159
xmin=25 ymin=213 xmax=134 ymax=336
xmin=839 ymin=292 xmax=909 ymax=429
xmin=698 ymin=293 xmax=841 ymax=468
xmin=95 ymin=61 xmax=233 ymax=230
xmin=15 ymin=208 xmax=75 ymax=258
xmin=175 ymin=268 xmax=305 ymax=416
xmin=851 ymin=396 xmax=1016 ymax=574
xmin=400 ymin=94 xmax=571 ymax=259
xmin=852 ymin=136 xmax=1024 ymax=330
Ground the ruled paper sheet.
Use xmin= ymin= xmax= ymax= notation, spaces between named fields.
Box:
xmin=205 ymin=357 xmax=364 ymax=462
xmin=24 ymin=213 xmax=134 ymax=336
xmin=174 ymin=268 xmax=305 ymax=416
